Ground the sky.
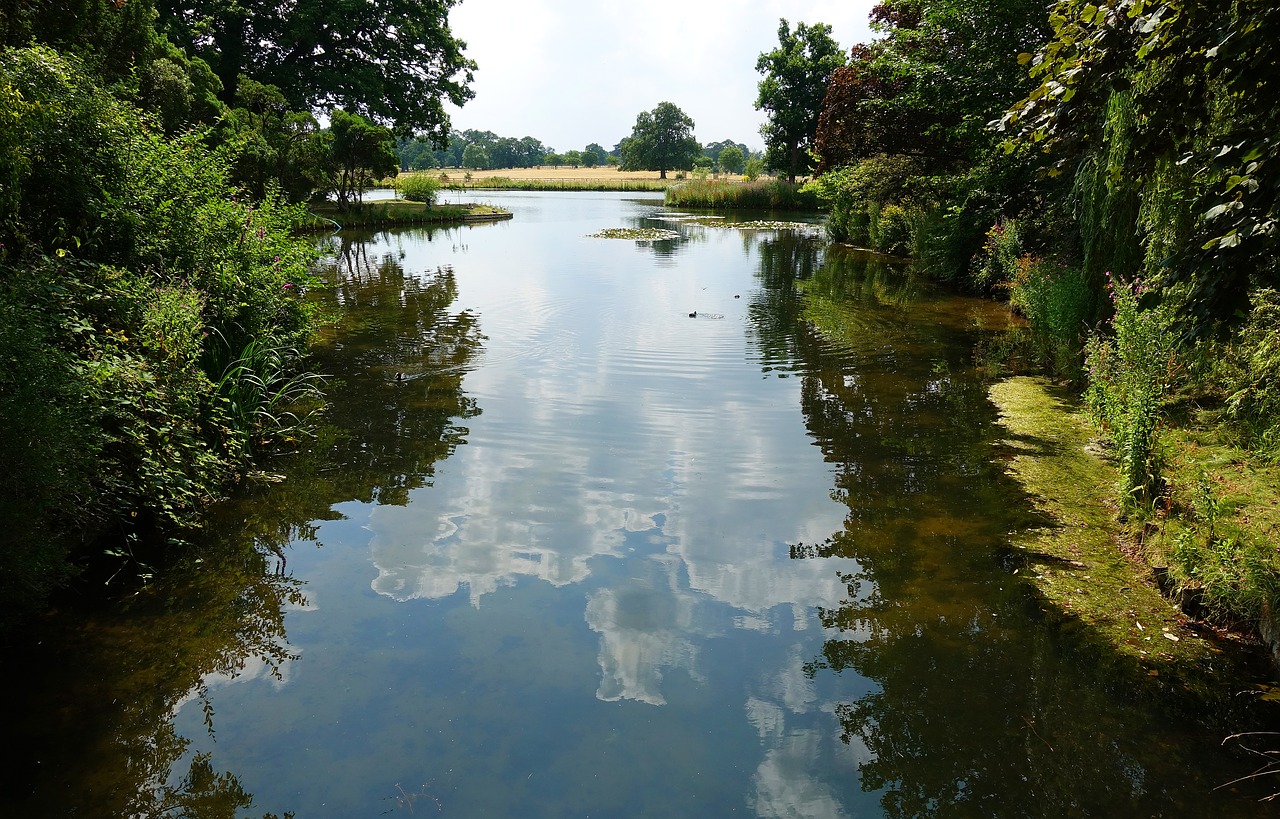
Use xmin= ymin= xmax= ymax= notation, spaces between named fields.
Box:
xmin=445 ymin=0 xmax=881 ymax=153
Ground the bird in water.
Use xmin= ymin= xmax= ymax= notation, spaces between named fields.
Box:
xmin=395 ymin=372 xmax=405 ymax=383
xmin=689 ymin=311 xmax=697 ymax=318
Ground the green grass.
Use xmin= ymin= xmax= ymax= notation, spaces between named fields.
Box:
xmin=444 ymin=176 xmax=670 ymax=192
xmin=664 ymin=178 xmax=820 ymax=210
xmin=297 ymin=201 xmax=510 ymax=232
xmin=987 ymin=376 xmax=1257 ymax=702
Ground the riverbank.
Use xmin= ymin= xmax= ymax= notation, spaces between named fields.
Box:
xmin=298 ymin=201 xmax=512 ymax=232
xmin=989 ymin=377 xmax=1273 ymax=704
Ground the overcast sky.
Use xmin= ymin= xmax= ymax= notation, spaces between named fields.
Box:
xmin=445 ymin=0 xmax=881 ymax=153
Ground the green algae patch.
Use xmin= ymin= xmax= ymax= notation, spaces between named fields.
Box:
xmin=989 ymin=377 xmax=1244 ymax=691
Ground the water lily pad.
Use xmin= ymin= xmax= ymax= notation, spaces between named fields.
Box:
xmin=588 ymin=227 xmax=680 ymax=240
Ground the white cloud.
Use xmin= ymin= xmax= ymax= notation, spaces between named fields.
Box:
xmin=446 ymin=0 xmax=880 ymax=151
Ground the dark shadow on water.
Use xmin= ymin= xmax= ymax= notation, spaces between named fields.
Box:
xmin=747 ymin=241 xmax=1280 ymax=816
xmin=0 ymin=230 xmax=484 ymax=817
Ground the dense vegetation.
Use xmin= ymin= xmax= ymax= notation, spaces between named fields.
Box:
xmin=800 ymin=0 xmax=1280 ymax=630
xmin=0 ymin=0 xmax=471 ymax=626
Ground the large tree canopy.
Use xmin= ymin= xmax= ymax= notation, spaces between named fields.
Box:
xmin=622 ymin=101 xmax=701 ymax=179
xmin=999 ymin=0 xmax=1280 ymax=335
xmin=156 ymin=0 xmax=475 ymax=138
xmin=755 ymin=19 xmax=846 ymax=182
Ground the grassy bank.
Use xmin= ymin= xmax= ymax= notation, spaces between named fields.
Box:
xmin=665 ymin=178 xmax=820 ymax=210
xmin=989 ymin=377 xmax=1271 ymax=703
xmin=299 ymin=201 xmax=511 ymax=232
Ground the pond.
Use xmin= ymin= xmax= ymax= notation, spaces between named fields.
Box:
xmin=4 ymin=191 xmax=1276 ymax=817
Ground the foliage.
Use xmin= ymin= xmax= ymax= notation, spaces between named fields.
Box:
xmin=1010 ymin=256 xmax=1095 ymax=379
xmin=397 ymin=135 xmax=441 ymax=170
xmin=754 ymin=19 xmax=846 ymax=182
xmin=804 ymin=155 xmax=922 ymax=244
xmin=461 ymin=143 xmax=489 ymax=170
xmin=1084 ymin=274 xmax=1177 ymax=513
xmin=664 ymin=179 xmax=819 ymax=210
xmin=326 ymin=109 xmax=399 ymax=206
xmin=220 ymin=76 xmax=328 ymax=201
xmin=717 ymin=145 xmax=745 ymax=175
xmin=621 ymin=101 xmax=701 ymax=180
xmin=744 ymin=157 xmax=765 ymax=181
xmin=156 ymin=0 xmax=476 ymax=137
xmin=1215 ymin=289 xmax=1280 ymax=459
xmin=869 ymin=203 xmax=914 ymax=256
xmin=0 ymin=46 xmax=320 ymax=624
xmin=1000 ymin=0 xmax=1280 ymax=337
xmin=0 ymin=0 xmax=167 ymax=84
xmin=1165 ymin=471 xmax=1280 ymax=628
xmin=395 ymin=172 xmax=442 ymax=205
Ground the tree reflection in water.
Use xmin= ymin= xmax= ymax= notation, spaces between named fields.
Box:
xmin=766 ymin=243 xmax=1270 ymax=816
xmin=1 ymin=226 xmax=484 ymax=818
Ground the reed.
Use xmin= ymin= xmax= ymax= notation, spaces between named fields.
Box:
xmin=664 ymin=178 xmax=820 ymax=210
xmin=443 ymin=176 xmax=671 ymax=193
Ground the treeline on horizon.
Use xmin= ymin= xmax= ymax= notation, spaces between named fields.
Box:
xmin=397 ymin=129 xmax=756 ymax=174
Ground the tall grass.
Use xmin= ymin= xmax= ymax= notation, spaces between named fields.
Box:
xmin=441 ymin=176 xmax=670 ymax=192
xmin=209 ymin=336 xmax=327 ymax=460
xmin=664 ymin=178 xmax=820 ymax=210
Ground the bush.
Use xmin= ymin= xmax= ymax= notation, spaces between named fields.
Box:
xmin=396 ymin=172 xmax=440 ymax=204
xmin=1007 ymin=255 xmax=1095 ymax=379
xmin=1169 ymin=475 xmax=1280 ymax=626
xmin=1218 ymin=288 xmax=1280 ymax=459
xmin=0 ymin=47 xmax=321 ymax=623
xmin=872 ymin=203 xmax=913 ymax=256
xmin=1084 ymin=274 xmax=1177 ymax=513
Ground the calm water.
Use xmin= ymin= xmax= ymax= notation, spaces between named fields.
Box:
xmin=5 ymin=191 xmax=1276 ymax=817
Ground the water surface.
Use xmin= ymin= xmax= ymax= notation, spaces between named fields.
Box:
xmin=5 ymin=191 xmax=1275 ymax=818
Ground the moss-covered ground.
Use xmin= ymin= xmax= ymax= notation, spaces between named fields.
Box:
xmin=989 ymin=377 xmax=1269 ymax=704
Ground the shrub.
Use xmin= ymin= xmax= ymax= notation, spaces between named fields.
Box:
xmin=971 ymin=220 xmax=1022 ymax=292
xmin=872 ymin=203 xmax=913 ymax=256
xmin=1084 ymin=273 xmax=1177 ymax=513
xmin=0 ymin=47 xmax=322 ymax=623
xmin=1218 ymin=288 xmax=1280 ymax=459
xmin=1007 ymin=255 xmax=1095 ymax=379
xmin=1169 ymin=475 xmax=1280 ymax=626
xmin=396 ymin=172 xmax=440 ymax=204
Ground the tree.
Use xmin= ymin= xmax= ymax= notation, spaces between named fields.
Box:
xmin=563 ymin=149 xmax=583 ymax=168
xmin=718 ymin=145 xmax=745 ymax=175
xmin=585 ymin=142 xmax=609 ymax=166
xmin=581 ymin=150 xmax=598 ymax=168
xmin=755 ymin=19 xmax=846 ymax=181
xmin=328 ymin=109 xmax=399 ymax=205
xmin=544 ymin=152 xmax=563 ymax=168
xmin=460 ymin=143 xmax=488 ymax=170
xmin=156 ymin=0 xmax=476 ymax=138
xmin=622 ymin=101 xmax=701 ymax=179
